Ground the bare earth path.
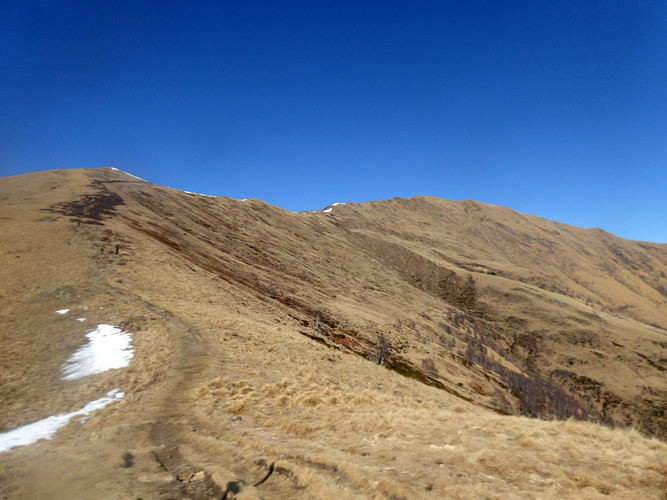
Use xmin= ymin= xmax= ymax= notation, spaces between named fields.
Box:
xmin=91 ymin=277 xmax=227 ymax=498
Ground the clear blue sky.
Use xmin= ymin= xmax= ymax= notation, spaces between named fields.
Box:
xmin=2 ymin=1 xmax=667 ymax=242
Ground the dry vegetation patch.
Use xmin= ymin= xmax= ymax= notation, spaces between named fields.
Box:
xmin=188 ymin=339 xmax=667 ymax=498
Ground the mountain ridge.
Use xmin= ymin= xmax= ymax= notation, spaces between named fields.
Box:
xmin=1 ymin=167 xmax=666 ymax=499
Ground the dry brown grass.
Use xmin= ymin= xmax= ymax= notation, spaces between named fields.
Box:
xmin=2 ymin=168 xmax=667 ymax=499
xmin=185 ymin=318 xmax=667 ymax=499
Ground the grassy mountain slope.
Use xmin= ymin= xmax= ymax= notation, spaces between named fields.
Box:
xmin=1 ymin=167 xmax=666 ymax=499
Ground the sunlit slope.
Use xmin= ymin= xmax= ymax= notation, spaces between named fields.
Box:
xmin=89 ymin=169 xmax=667 ymax=436
xmin=1 ymin=167 xmax=666 ymax=499
xmin=328 ymin=196 xmax=667 ymax=435
xmin=332 ymin=196 xmax=667 ymax=327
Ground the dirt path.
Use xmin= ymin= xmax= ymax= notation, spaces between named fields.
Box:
xmin=89 ymin=277 xmax=228 ymax=498
xmin=0 ymin=271 xmax=230 ymax=499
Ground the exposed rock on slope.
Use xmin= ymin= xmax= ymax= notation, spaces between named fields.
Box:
xmin=1 ymin=167 xmax=666 ymax=499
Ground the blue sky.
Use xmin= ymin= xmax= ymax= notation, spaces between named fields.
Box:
xmin=2 ymin=1 xmax=667 ymax=242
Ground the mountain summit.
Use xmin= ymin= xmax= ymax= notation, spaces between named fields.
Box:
xmin=1 ymin=168 xmax=666 ymax=499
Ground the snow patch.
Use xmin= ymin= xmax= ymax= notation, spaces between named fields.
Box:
xmin=55 ymin=309 xmax=70 ymax=315
xmin=76 ymin=318 xmax=86 ymax=322
xmin=181 ymin=190 xmax=216 ymax=197
xmin=112 ymin=169 xmax=148 ymax=182
xmin=0 ymin=389 xmax=124 ymax=453
xmin=125 ymin=172 xmax=148 ymax=182
xmin=103 ymin=167 xmax=147 ymax=182
xmin=322 ymin=202 xmax=346 ymax=213
xmin=61 ymin=324 xmax=134 ymax=381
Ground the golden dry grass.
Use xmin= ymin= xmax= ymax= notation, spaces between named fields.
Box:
xmin=1 ymin=168 xmax=667 ymax=499
xmin=184 ymin=311 xmax=667 ymax=499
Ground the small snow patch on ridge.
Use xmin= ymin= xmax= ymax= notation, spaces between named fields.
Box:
xmin=55 ymin=309 xmax=70 ymax=315
xmin=124 ymin=172 xmax=148 ymax=182
xmin=102 ymin=167 xmax=148 ymax=182
xmin=322 ymin=202 xmax=346 ymax=213
xmin=61 ymin=324 xmax=134 ymax=381
xmin=180 ymin=189 xmax=217 ymax=197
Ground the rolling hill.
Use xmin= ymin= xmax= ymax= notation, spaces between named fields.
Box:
xmin=1 ymin=167 xmax=666 ymax=499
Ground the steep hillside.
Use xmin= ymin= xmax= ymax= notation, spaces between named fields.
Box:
xmin=1 ymin=167 xmax=666 ymax=499
xmin=330 ymin=197 xmax=667 ymax=434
